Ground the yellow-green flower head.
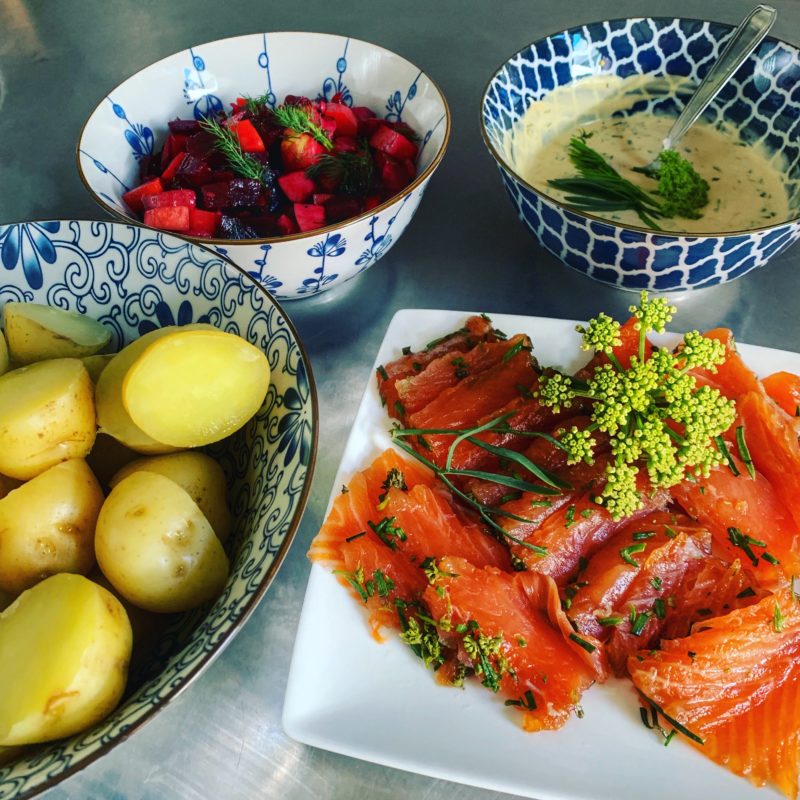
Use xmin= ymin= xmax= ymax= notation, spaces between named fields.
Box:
xmin=629 ymin=290 xmax=677 ymax=334
xmin=560 ymin=426 xmax=596 ymax=465
xmin=537 ymin=372 xmax=576 ymax=413
xmin=597 ymin=461 xmax=641 ymax=520
xmin=576 ymin=313 xmax=622 ymax=354
xmin=679 ymin=331 xmax=727 ymax=372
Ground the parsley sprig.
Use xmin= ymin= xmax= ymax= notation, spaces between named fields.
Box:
xmin=537 ymin=291 xmax=736 ymax=519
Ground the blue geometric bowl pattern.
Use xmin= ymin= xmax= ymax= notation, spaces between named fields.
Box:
xmin=0 ymin=220 xmax=317 ymax=798
xmin=77 ymin=32 xmax=450 ymax=301
xmin=481 ymin=17 xmax=800 ymax=291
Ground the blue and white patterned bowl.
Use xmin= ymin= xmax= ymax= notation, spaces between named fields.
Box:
xmin=0 ymin=220 xmax=317 ymax=798
xmin=481 ymin=17 xmax=800 ymax=292
xmin=77 ymin=32 xmax=450 ymax=301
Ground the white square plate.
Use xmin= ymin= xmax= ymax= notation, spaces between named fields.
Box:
xmin=283 ymin=310 xmax=800 ymax=800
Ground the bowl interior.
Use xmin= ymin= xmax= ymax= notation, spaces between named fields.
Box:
xmin=0 ymin=220 xmax=316 ymax=798
xmin=78 ymin=32 xmax=449 ymax=224
xmin=482 ymin=17 xmax=800 ymax=221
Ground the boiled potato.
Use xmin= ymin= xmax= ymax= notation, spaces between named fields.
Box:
xmin=81 ymin=353 xmax=114 ymax=383
xmin=95 ymin=324 xmax=213 ymax=453
xmin=122 ymin=329 xmax=270 ymax=448
xmin=95 ymin=471 xmax=229 ymax=613
xmin=0 ymin=573 xmax=132 ymax=746
xmin=3 ymin=302 xmax=111 ymax=365
xmin=0 ymin=331 xmax=8 ymax=376
xmin=110 ymin=452 xmax=232 ymax=543
xmin=0 ymin=459 xmax=104 ymax=594
xmin=0 ymin=358 xmax=95 ymax=480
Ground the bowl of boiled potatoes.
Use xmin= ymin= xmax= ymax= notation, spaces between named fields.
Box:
xmin=0 ymin=219 xmax=317 ymax=798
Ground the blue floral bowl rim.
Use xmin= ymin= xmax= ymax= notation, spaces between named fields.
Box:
xmin=75 ymin=30 xmax=452 ymax=247
xmin=0 ymin=217 xmax=319 ymax=797
xmin=479 ymin=15 xmax=800 ymax=238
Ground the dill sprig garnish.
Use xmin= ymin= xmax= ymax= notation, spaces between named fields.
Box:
xmin=390 ymin=412 xmax=572 ymax=554
xmin=197 ymin=117 xmax=265 ymax=182
xmin=307 ymin=147 xmax=374 ymax=195
xmin=548 ymin=133 xmax=710 ymax=230
xmin=272 ymin=103 xmax=333 ymax=149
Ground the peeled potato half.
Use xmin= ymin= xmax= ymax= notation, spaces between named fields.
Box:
xmin=0 ymin=358 xmax=96 ymax=480
xmin=0 ymin=573 xmax=132 ymax=746
xmin=3 ymin=302 xmax=111 ymax=365
xmin=122 ymin=329 xmax=270 ymax=448
xmin=0 ymin=331 xmax=8 ymax=376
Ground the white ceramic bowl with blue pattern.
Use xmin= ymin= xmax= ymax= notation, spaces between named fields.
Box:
xmin=77 ymin=32 xmax=450 ymax=301
xmin=0 ymin=219 xmax=317 ymax=798
xmin=481 ymin=17 xmax=800 ymax=292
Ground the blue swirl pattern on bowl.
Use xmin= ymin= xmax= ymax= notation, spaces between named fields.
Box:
xmin=0 ymin=220 xmax=317 ymax=799
xmin=481 ymin=17 xmax=800 ymax=291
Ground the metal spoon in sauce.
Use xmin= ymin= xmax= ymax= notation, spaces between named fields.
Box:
xmin=644 ymin=4 xmax=777 ymax=172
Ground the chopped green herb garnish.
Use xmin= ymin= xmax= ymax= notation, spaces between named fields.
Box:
xmin=565 ymin=504 xmax=576 ymax=528
xmin=345 ymin=531 xmax=366 ymax=543
xmin=714 ymin=435 xmax=740 ymax=477
xmin=652 ymin=598 xmax=666 ymax=619
xmin=580 ymin=508 xmax=593 ymax=519
xmin=727 ymin=527 xmax=760 ymax=567
xmin=531 ymin=499 xmax=553 ymax=508
xmin=272 ymin=102 xmax=333 ymax=149
xmin=774 ymin=602 xmax=784 ymax=632
xmin=630 ymin=607 xmax=651 ymax=636
xmin=636 ymin=693 xmax=705 ymax=745
xmin=516 ymin=636 xmax=527 ymax=647
xmin=569 ymin=633 xmax=597 ymax=653
xmin=378 ymin=468 xmax=407 ymax=504
xmin=736 ymin=586 xmax=756 ymax=599
xmin=368 ymin=517 xmax=407 ymax=550
xmin=377 ymin=364 xmax=388 ymax=381
xmin=197 ymin=117 xmax=267 ymax=183
xmin=451 ymin=356 xmax=469 ymax=379
xmin=650 ymin=576 xmax=663 ymax=591
xmin=502 ymin=339 xmax=532 ymax=363
xmin=762 ymin=552 xmax=780 ymax=565
xmin=402 ymin=346 xmax=412 ymax=356
xmin=663 ymin=525 xmax=677 ymax=539
xmin=736 ymin=425 xmax=755 ymax=479
xmin=620 ymin=543 xmax=647 ymax=567
xmin=632 ymin=530 xmax=655 ymax=541
xmin=505 ymin=689 xmax=538 ymax=710
xmin=598 ymin=615 xmax=623 ymax=627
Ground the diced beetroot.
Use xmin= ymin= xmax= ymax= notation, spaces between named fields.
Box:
xmin=380 ymin=156 xmax=412 ymax=194
xmin=313 ymin=193 xmax=334 ymax=205
xmin=325 ymin=196 xmax=361 ymax=223
xmin=277 ymin=171 xmax=315 ymax=203
xmin=202 ymin=178 xmax=262 ymax=209
xmin=322 ymin=102 xmax=359 ymax=138
xmin=168 ymin=118 xmax=201 ymax=135
xmin=369 ymin=124 xmax=417 ymax=160
xmin=142 ymin=189 xmax=197 ymax=210
xmin=231 ymin=118 xmax=265 ymax=153
xmin=219 ymin=216 xmax=258 ymax=239
xmin=280 ymin=133 xmax=326 ymax=171
xmin=284 ymin=94 xmax=312 ymax=107
xmin=122 ymin=178 xmax=163 ymax=213
xmin=160 ymin=133 xmax=187 ymax=168
xmin=277 ymin=214 xmax=299 ymax=235
xmin=353 ymin=106 xmax=376 ymax=123
xmin=333 ymin=136 xmax=359 ymax=154
xmin=364 ymin=195 xmax=381 ymax=211
xmin=176 ymin=154 xmax=216 ymax=185
xmin=293 ymin=203 xmax=326 ymax=232
xmin=185 ymin=131 xmax=217 ymax=160
xmin=161 ymin=152 xmax=186 ymax=182
xmin=187 ymin=208 xmax=221 ymax=237
xmin=143 ymin=205 xmax=191 ymax=232
xmin=359 ymin=116 xmax=385 ymax=136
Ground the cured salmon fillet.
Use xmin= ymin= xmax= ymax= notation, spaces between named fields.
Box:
xmin=423 ymin=556 xmax=605 ymax=731
xmin=671 ymin=454 xmax=800 ymax=584
xmin=690 ymin=328 xmax=762 ymax=399
xmin=567 ymin=512 xmax=703 ymax=640
xmin=629 ymin=588 xmax=800 ymax=798
xmin=377 ymin=315 xmax=498 ymax=416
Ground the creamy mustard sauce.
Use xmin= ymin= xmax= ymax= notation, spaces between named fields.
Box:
xmin=503 ymin=75 xmax=790 ymax=233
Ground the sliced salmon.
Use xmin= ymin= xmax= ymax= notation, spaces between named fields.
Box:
xmin=605 ymin=530 xmax=711 ymax=676
xmin=763 ymin=371 xmax=800 ymax=418
xmin=567 ymin=512 xmax=702 ymax=640
xmin=671 ymin=454 xmax=800 ymax=584
xmin=691 ymin=328 xmax=761 ymax=399
xmin=378 ymin=315 xmax=499 ymax=419
xmin=424 ymin=556 xmax=603 ymax=731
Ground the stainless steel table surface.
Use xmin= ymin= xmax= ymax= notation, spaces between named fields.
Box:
xmin=2 ymin=0 xmax=799 ymax=797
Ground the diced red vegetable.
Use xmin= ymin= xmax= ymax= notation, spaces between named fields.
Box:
xmin=277 ymin=171 xmax=316 ymax=203
xmin=280 ymin=133 xmax=326 ymax=171
xmin=122 ymin=178 xmax=164 ymax=213
xmin=231 ymin=118 xmax=266 ymax=153
xmin=325 ymin=196 xmax=362 ymax=223
xmin=293 ymin=203 xmax=326 ymax=232
xmin=142 ymin=189 xmax=197 ymax=210
xmin=333 ymin=136 xmax=359 ymax=154
xmin=369 ymin=125 xmax=417 ymax=160
xmin=364 ymin=195 xmax=381 ymax=211
xmin=202 ymin=178 xmax=262 ymax=209
xmin=187 ymin=208 xmax=221 ymax=237
xmin=161 ymin=153 xmax=187 ymax=183
xmin=277 ymin=214 xmax=299 ymax=235
xmin=161 ymin=133 xmax=188 ymax=169
xmin=143 ymin=205 xmax=191 ymax=232
xmin=322 ymin=102 xmax=359 ymax=137
xmin=353 ymin=106 xmax=376 ymax=123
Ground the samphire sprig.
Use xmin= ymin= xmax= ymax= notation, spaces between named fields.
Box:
xmin=538 ymin=291 xmax=736 ymax=519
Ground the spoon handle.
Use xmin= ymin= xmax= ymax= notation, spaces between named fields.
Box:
xmin=663 ymin=4 xmax=777 ymax=150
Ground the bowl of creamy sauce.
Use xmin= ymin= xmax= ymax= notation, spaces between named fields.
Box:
xmin=481 ymin=16 xmax=800 ymax=291
xmin=502 ymin=74 xmax=792 ymax=234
